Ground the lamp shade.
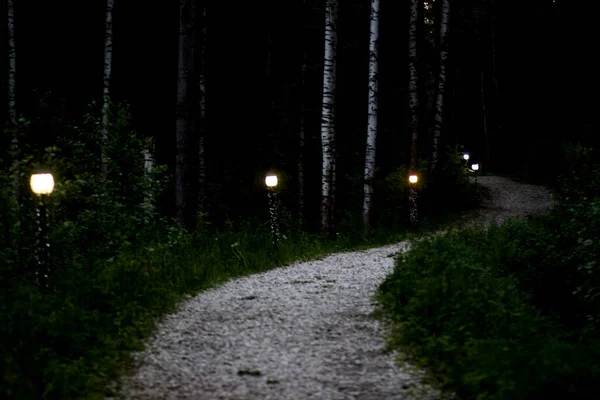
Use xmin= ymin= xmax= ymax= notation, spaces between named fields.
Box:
xmin=471 ymin=163 xmax=480 ymax=171
xmin=265 ymin=174 xmax=278 ymax=188
xmin=409 ymin=174 xmax=418 ymax=184
xmin=30 ymin=173 xmax=55 ymax=195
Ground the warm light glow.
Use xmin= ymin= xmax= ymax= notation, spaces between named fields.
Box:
xmin=30 ymin=173 xmax=55 ymax=195
xmin=265 ymin=174 xmax=278 ymax=188
xmin=471 ymin=164 xmax=480 ymax=171
xmin=409 ymin=174 xmax=418 ymax=184
xmin=463 ymin=153 xmax=470 ymax=161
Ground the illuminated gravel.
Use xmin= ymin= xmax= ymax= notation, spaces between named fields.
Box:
xmin=116 ymin=176 xmax=553 ymax=400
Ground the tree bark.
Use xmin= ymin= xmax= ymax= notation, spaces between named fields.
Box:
xmin=490 ymin=7 xmax=501 ymax=146
xmin=408 ymin=0 xmax=420 ymax=225
xmin=101 ymin=0 xmax=114 ymax=175
xmin=197 ymin=2 xmax=207 ymax=215
xmin=362 ymin=0 xmax=380 ymax=230
xmin=176 ymin=0 xmax=197 ymax=225
xmin=7 ymin=0 xmax=16 ymax=128
xmin=320 ymin=0 xmax=338 ymax=233
xmin=429 ymin=0 xmax=450 ymax=175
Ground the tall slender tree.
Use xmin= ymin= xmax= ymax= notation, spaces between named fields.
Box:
xmin=197 ymin=2 xmax=207 ymax=214
xmin=7 ymin=0 xmax=17 ymax=129
xmin=101 ymin=0 xmax=114 ymax=175
xmin=362 ymin=0 xmax=380 ymax=230
xmin=7 ymin=0 xmax=20 ymax=205
xmin=176 ymin=0 xmax=197 ymax=224
xmin=320 ymin=0 xmax=338 ymax=232
xmin=408 ymin=0 xmax=420 ymax=225
xmin=428 ymin=0 xmax=451 ymax=175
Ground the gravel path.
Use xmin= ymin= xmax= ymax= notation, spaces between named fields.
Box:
xmin=116 ymin=176 xmax=553 ymax=400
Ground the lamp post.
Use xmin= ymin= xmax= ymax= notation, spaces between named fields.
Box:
xmin=408 ymin=174 xmax=418 ymax=225
xmin=471 ymin=163 xmax=480 ymax=189
xmin=30 ymin=171 xmax=54 ymax=290
xmin=265 ymin=173 xmax=280 ymax=250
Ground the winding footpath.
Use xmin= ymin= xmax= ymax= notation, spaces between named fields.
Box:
xmin=115 ymin=177 xmax=553 ymax=400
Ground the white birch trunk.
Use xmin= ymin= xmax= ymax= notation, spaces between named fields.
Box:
xmin=362 ymin=0 xmax=380 ymax=230
xmin=429 ymin=0 xmax=450 ymax=174
xmin=176 ymin=0 xmax=196 ymax=224
xmin=408 ymin=0 xmax=420 ymax=224
xmin=7 ymin=0 xmax=16 ymax=128
xmin=101 ymin=0 xmax=114 ymax=174
xmin=320 ymin=0 xmax=338 ymax=232
xmin=198 ymin=3 xmax=207 ymax=214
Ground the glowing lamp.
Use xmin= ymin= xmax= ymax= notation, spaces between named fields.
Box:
xmin=265 ymin=174 xmax=278 ymax=188
xmin=463 ymin=153 xmax=470 ymax=161
xmin=30 ymin=173 xmax=55 ymax=195
xmin=409 ymin=174 xmax=418 ymax=184
xmin=471 ymin=163 xmax=480 ymax=171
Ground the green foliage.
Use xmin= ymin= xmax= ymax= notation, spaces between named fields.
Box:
xmin=377 ymin=143 xmax=600 ymax=399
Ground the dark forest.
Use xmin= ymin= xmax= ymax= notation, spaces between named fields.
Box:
xmin=1 ymin=0 xmax=600 ymax=398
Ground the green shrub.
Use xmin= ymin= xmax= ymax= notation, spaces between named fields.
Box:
xmin=378 ymin=224 xmax=600 ymax=399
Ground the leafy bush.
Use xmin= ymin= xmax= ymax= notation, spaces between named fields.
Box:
xmin=378 ymin=226 xmax=600 ymax=399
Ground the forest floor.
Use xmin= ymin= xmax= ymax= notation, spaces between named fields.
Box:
xmin=113 ymin=176 xmax=553 ymax=400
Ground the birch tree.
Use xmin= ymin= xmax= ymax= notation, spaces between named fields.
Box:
xmin=7 ymin=0 xmax=19 ymax=198
xmin=197 ymin=2 xmax=207 ymax=214
xmin=408 ymin=0 xmax=420 ymax=225
xmin=176 ymin=0 xmax=197 ymax=224
xmin=429 ymin=0 xmax=450 ymax=175
xmin=7 ymin=0 xmax=16 ymax=129
xmin=320 ymin=0 xmax=338 ymax=232
xmin=362 ymin=0 xmax=380 ymax=230
xmin=101 ymin=0 xmax=114 ymax=174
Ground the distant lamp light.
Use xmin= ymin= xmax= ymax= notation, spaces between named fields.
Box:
xmin=463 ymin=153 xmax=470 ymax=161
xmin=471 ymin=163 xmax=480 ymax=171
xmin=409 ymin=174 xmax=418 ymax=184
xmin=265 ymin=174 xmax=278 ymax=188
xmin=30 ymin=173 xmax=55 ymax=195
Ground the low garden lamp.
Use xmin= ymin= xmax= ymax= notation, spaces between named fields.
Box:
xmin=471 ymin=163 xmax=480 ymax=188
xmin=408 ymin=173 xmax=418 ymax=225
xmin=463 ymin=153 xmax=470 ymax=161
xmin=265 ymin=173 xmax=280 ymax=249
xmin=30 ymin=170 xmax=55 ymax=290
